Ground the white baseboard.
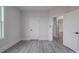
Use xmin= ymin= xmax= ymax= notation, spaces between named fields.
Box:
xmin=73 ymin=50 xmax=79 ymax=53
xmin=0 ymin=39 xmax=21 ymax=53
xmin=63 ymin=44 xmax=77 ymax=53
xmin=22 ymin=36 xmax=51 ymax=41
xmin=22 ymin=37 xmax=52 ymax=41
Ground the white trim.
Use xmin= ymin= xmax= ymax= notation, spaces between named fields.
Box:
xmin=0 ymin=39 xmax=21 ymax=53
xmin=1 ymin=6 xmax=4 ymax=22
xmin=1 ymin=6 xmax=4 ymax=38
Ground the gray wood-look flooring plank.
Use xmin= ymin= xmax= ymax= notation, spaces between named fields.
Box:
xmin=3 ymin=40 xmax=75 ymax=53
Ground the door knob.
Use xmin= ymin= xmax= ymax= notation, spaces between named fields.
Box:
xmin=30 ymin=29 xmax=32 ymax=31
xmin=75 ymin=32 xmax=79 ymax=34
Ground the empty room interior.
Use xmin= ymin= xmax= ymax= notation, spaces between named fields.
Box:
xmin=0 ymin=6 xmax=79 ymax=53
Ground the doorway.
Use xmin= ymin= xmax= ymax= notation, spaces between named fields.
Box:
xmin=53 ymin=16 xmax=63 ymax=44
xmin=58 ymin=17 xmax=63 ymax=44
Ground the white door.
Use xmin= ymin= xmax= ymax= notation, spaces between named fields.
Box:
xmin=71 ymin=17 xmax=79 ymax=52
xmin=29 ymin=16 xmax=39 ymax=40
xmin=63 ymin=9 xmax=79 ymax=52
xmin=48 ymin=18 xmax=53 ymax=41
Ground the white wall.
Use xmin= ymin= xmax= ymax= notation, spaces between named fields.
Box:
xmin=21 ymin=11 xmax=52 ymax=40
xmin=0 ymin=6 xmax=21 ymax=52
xmin=63 ymin=9 xmax=79 ymax=52
xmin=0 ymin=7 xmax=1 ymax=38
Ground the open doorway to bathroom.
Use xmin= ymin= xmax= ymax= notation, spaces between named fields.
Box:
xmin=58 ymin=16 xmax=63 ymax=44
xmin=53 ymin=16 xmax=63 ymax=44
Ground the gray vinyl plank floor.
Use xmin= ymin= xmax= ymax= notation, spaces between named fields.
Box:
xmin=3 ymin=40 xmax=75 ymax=53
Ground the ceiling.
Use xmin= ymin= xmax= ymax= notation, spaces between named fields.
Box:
xmin=18 ymin=6 xmax=79 ymax=11
xmin=17 ymin=6 xmax=79 ymax=16
xmin=17 ymin=6 xmax=55 ymax=11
